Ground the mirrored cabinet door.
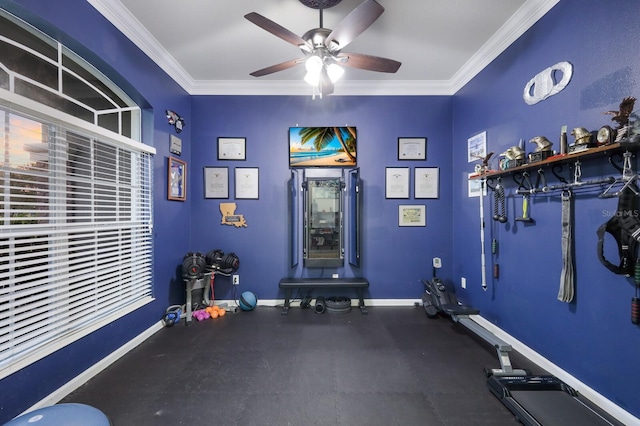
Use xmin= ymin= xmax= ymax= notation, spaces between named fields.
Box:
xmin=303 ymin=177 xmax=344 ymax=267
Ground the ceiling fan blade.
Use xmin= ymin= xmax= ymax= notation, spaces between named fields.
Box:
xmin=245 ymin=12 xmax=307 ymax=48
xmin=250 ymin=59 xmax=303 ymax=77
xmin=337 ymin=52 xmax=401 ymax=73
xmin=325 ymin=0 xmax=384 ymax=50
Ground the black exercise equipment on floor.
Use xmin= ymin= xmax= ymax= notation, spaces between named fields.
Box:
xmin=421 ymin=258 xmax=527 ymax=377
xmin=422 ymin=257 xmax=624 ymax=425
xmin=487 ymin=375 xmax=624 ymax=426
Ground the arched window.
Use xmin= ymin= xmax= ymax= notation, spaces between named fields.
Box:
xmin=0 ymin=9 xmax=155 ymax=378
xmin=0 ymin=11 xmax=141 ymax=139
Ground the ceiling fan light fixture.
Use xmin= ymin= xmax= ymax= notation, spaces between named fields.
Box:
xmin=327 ymin=63 xmax=344 ymax=82
xmin=247 ymin=0 xmax=400 ymax=97
xmin=305 ymin=55 xmax=323 ymax=73
xmin=304 ymin=70 xmax=321 ymax=87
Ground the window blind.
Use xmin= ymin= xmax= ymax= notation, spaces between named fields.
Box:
xmin=0 ymin=101 xmax=154 ymax=378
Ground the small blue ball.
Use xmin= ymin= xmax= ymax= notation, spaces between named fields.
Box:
xmin=239 ymin=291 xmax=257 ymax=311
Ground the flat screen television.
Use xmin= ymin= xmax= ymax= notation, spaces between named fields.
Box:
xmin=289 ymin=126 xmax=357 ymax=168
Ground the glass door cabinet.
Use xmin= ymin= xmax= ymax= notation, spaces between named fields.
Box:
xmin=303 ymin=177 xmax=344 ymax=267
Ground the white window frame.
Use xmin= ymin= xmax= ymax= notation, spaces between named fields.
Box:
xmin=0 ymin=17 xmax=156 ymax=377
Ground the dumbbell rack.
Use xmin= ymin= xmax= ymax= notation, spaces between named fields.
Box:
xmin=184 ymin=271 xmax=212 ymax=325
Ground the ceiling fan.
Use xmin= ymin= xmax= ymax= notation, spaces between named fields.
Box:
xmin=245 ymin=0 xmax=401 ymax=97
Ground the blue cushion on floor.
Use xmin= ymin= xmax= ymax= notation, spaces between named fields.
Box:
xmin=3 ymin=403 xmax=110 ymax=426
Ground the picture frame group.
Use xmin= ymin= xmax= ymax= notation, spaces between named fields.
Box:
xmin=204 ymin=166 xmax=259 ymax=200
xmin=385 ymin=167 xmax=439 ymax=199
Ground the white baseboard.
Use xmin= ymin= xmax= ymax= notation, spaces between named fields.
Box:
xmin=19 ymin=320 xmax=164 ymax=417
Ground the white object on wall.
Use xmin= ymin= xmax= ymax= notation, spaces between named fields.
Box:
xmin=523 ymin=61 xmax=573 ymax=105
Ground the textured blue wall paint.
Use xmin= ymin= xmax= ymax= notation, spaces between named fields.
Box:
xmin=190 ymin=95 xmax=453 ymax=300
xmin=452 ymin=0 xmax=640 ymax=417
xmin=1 ymin=0 xmax=639 ymax=422
xmin=0 ymin=0 xmax=191 ymax=422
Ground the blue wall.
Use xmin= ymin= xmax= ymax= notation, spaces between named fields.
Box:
xmin=452 ymin=0 xmax=640 ymax=417
xmin=189 ymin=95 xmax=453 ymax=300
xmin=0 ymin=0 xmax=191 ymax=422
xmin=1 ymin=0 xmax=639 ymax=423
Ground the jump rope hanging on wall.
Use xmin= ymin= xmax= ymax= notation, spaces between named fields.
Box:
xmin=491 ymin=177 xmax=506 ymax=280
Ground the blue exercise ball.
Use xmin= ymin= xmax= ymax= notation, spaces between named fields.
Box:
xmin=239 ymin=291 xmax=257 ymax=311
xmin=3 ymin=404 xmax=110 ymax=426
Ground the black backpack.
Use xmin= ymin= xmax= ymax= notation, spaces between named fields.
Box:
xmin=597 ymin=183 xmax=640 ymax=276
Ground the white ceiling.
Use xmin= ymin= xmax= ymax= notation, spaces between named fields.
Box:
xmin=87 ymin=0 xmax=559 ymax=96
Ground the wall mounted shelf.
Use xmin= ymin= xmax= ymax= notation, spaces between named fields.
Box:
xmin=469 ymin=140 xmax=640 ymax=181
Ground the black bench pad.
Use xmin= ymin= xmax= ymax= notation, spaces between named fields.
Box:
xmin=279 ymin=277 xmax=369 ymax=315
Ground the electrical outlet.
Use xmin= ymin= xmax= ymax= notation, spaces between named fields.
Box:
xmin=461 ymin=277 xmax=466 ymax=289
xmin=232 ymin=275 xmax=239 ymax=285
xmin=332 ymin=273 xmax=339 ymax=278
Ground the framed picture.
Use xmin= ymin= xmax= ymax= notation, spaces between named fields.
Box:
xmin=468 ymin=131 xmax=487 ymax=163
xmin=218 ymin=137 xmax=246 ymax=160
xmin=399 ymin=205 xmax=426 ymax=227
xmin=168 ymin=157 xmax=186 ymax=201
xmin=170 ymin=134 xmax=182 ymax=155
xmin=289 ymin=126 xmax=357 ymax=168
xmin=414 ymin=167 xmax=439 ymax=199
xmin=398 ymin=137 xmax=427 ymax=160
xmin=235 ymin=167 xmax=259 ymax=199
xmin=385 ymin=167 xmax=410 ymax=199
xmin=204 ymin=167 xmax=229 ymax=199
xmin=468 ymin=172 xmax=487 ymax=197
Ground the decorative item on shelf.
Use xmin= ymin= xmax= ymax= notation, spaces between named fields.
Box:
xmin=596 ymin=125 xmax=615 ymax=146
xmin=498 ymin=146 xmax=525 ymax=170
xmin=528 ymin=136 xmax=553 ymax=162
xmin=603 ymin=96 xmax=637 ymax=143
xmin=604 ymin=96 xmax=635 ymax=128
xmin=560 ymin=126 xmax=568 ymax=154
xmin=568 ymin=127 xmax=593 ymax=154
xmin=473 ymin=151 xmax=494 ymax=175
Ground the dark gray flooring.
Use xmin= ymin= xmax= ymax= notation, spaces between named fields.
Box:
xmin=62 ymin=306 xmax=542 ymax=425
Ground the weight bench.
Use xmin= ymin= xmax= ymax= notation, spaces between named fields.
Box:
xmin=279 ymin=277 xmax=369 ymax=315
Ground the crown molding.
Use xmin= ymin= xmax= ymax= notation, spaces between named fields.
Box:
xmin=86 ymin=0 xmax=194 ymax=92
xmin=449 ymin=0 xmax=561 ymax=94
xmin=189 ymin=79 xmax=454 ymax=96
xmin=88 ymin=0 xmax=559 ymax=97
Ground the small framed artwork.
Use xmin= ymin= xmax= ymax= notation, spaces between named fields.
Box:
xmin=398 ymin=137 xmax=427 ymax=160
xmin=468 ymin=131 xmax=487 ymax=163
xmin=414 ymin=167 xmax=439 ymax=199
xmin=168 ymin=157 xmax=187 ymax=201
xmin=170 ymin=134 xmax=182 ymax=155
xmin=385 ymin=167 xmax=410 ymax=199
xmin=204 ymin=167 xmax=229 ymax=199
xmin=399 ymin=205 xmax=426 ymax=227
xmin=468 ymin=172 xmax=487 ymax=197
xmin=235 ymin=167 xmax=259 ymax=199
xmin=218 ymin=137 xmax=246 ymax=161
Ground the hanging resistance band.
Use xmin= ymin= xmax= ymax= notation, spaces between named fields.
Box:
xmin=493 ymin=180 xmax=507 ymax=223
xmin=558 ymin=190 xmax=574 ymax=303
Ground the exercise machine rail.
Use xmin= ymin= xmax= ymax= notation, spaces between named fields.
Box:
xmin=487 ymin=374 xmax=624 ymax=426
